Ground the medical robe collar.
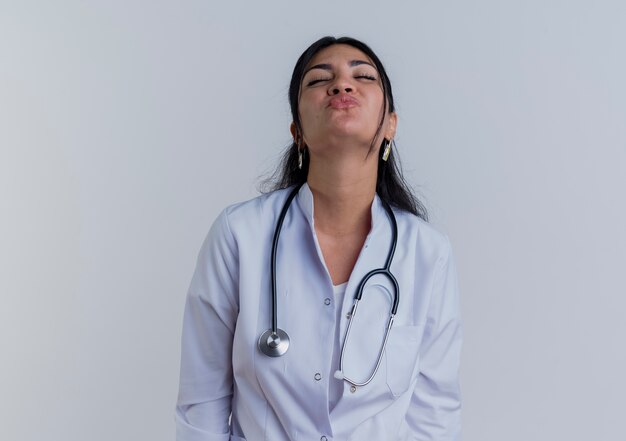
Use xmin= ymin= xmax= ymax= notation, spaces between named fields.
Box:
xmin=295 ymin=182 xmax=385 ymax=235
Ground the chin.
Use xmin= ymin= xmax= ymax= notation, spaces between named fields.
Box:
xmin=330 ymin=127 xmax=375 ymax=142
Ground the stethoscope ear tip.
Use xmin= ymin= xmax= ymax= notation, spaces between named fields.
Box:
xmin=333 ymin=370 xmax=345 ymax=380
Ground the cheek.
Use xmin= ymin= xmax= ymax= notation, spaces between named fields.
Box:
xmin=298 ymin=100 xmax=324 ymax=128
xmin=298 ymin=102 xmax=313 ymax=120
xmin=297 ymin=107 xmax=313 ymax=134
xmin=373 ymin=93 xmax=386 ymax=114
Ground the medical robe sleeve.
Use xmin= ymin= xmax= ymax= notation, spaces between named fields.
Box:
xmin=406 ymin=235 xmax=463 ymax=440
xmin=175 ymin=210 xmax=239 ymax=441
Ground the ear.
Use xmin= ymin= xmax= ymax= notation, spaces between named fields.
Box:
xmin=385 ymin=112 xmax=398 ymax=140
xmin=290 ymin=122 xmax=297 ymax=140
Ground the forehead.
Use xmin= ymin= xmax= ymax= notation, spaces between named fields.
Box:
xmin=305 ymin=44 xmax=375 ymax=69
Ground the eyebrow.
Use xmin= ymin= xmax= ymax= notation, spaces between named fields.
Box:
xmin=303 ymin=59 xmax=375 ymax=75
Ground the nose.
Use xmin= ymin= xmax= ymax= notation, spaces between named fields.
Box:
xmin=329 ymin=85 xmax=353 ymax=95
xmin=328 ymin=74 xmax=354 ymax=95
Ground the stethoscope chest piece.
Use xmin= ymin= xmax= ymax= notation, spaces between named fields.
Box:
xmin=258 ymin=328 xmax=290 ymax=357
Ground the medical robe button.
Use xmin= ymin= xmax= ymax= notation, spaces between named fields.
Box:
xmin=324 ymin=298 xmax=331 ymax=305
xmin=350 ymin=385 xmax=357 ymax=393
xmin=314 ymin=372 xmax=322 ymax=381
xmin=320 ymin=436 xmax=328 ymax=441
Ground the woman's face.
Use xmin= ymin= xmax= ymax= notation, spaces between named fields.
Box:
xmin=294 ymin=44 xmax=396 ymax=154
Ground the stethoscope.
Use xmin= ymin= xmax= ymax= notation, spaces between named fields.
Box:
xmin=258 ymin=182 xmax=400 ymax=387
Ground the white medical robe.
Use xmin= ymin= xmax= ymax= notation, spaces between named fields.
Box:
xmin=175 ymin=183 xmax=463 ymax=440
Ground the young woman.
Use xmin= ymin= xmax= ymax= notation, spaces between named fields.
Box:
xmin=175 ymin=36 xmax=463 ymax=441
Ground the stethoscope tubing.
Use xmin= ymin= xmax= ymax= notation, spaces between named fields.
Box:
xmin=336 ymin=199 xmax=399 ymax=386
xmin=269 ymin=182 xmax=305 ymax=333
xmin=352 ymin=198 xmax=399 ymax=312
xmin=259 ymin=182 xmax=400 ymax=387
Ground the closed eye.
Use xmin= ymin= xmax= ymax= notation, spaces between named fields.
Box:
xmin=306 ymin=74 xmax=376 ymax=87
xmin=306 ymin=77 xmax=331 ymax=86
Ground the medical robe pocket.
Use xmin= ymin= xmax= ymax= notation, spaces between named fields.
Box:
xmin=385 ymin=324 xmax=425 ymax=397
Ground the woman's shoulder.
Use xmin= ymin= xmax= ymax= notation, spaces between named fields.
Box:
xmin=198 ymin=187 xmax=293 ymax=255
xmin=392 ymin=207 xmax=453 ymax=258
xmin=216 ymin=186 xmax=294 ymax=233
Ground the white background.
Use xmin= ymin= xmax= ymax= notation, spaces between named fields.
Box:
xmin=1 ymin=1 xmax=625 ymax=440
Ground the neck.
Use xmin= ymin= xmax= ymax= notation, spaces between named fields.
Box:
xmin=306 ymin=152 xmax=378 ymax=237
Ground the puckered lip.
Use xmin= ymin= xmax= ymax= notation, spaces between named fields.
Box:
xmin=327 ymin=94 xmax=360 ymax=108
